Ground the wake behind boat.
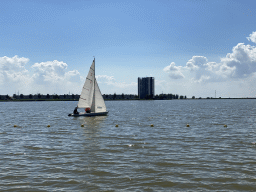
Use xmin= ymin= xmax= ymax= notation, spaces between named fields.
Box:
xmin=68 ymin=58 xmax=108 ymax=117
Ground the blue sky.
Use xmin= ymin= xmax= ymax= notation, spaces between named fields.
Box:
xmin=1 ymin=0 xmax=256 ymax=98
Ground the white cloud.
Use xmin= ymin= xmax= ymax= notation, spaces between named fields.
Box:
xmin=0 ymin=56 xmax=83 ymax=94
xmin=0 ymin=55 xmax=30 ymax=81
xmin=31 ymin=60 xmax=81 ymax=83
xmin=186 ymin=56 xmax=207 ymax=71
xmin=65 ymin=70 xmax=81 ymax=82
xmin=110 ymin=81 xmax=137 ymax=89
xmin=247 ymin=31 xmax=256 ymax=43
xmin=193 ymin=75 xmax=210 ymax=83
xmin=164 ymin=38 xmax=256 ymax=84
xmin=96 ymin=75 xmax=115 ymax=82
xmin=0 ymin=55 xmax=32 ymax=94
xmin=30 ymin=60 xmax=83 ymax=94
xmin=185 ymin=56 xmax=210 ymax=82
xmin=221 ymin=43 xmax=256 ymax=78
xmin=32 ymin=60 xmax=69 ymax=83
xmin=96 ymin=74 xmax=136 ymax=93
xmin=163 ymin=62 xmax=185 ymax=79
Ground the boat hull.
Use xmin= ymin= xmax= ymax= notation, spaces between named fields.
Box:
xmin=68 ymin=111 xmax=108 ymax=117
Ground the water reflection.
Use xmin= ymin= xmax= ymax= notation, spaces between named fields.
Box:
xmin=78 ymin=115 xmax=107 ymax=134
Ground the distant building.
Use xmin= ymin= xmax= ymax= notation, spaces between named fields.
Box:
xmin=138 ymin=77 xmax=155 ymax=99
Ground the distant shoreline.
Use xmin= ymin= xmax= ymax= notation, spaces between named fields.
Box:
xmin=1 ymin=98 xmax=256 ymax=102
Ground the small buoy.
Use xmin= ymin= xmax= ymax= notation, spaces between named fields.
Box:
xmin=150 ymin=124 xmax=154 ymax=127
xmin=14 ymin=125 xmax=17 ymax=127
xmin=47 ymin=125 xmax=50 ymax=127
xmin=81 ymin=124 xmax=84 ymax=127
xmin=186 ymin=124 xmax=190 ymax=127
xmin=224 ymin=124 xmax=227 ymax=127
xmin=115 ymin=124 xmax=119 ymax=127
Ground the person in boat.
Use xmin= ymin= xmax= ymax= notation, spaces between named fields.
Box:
xmin=85 ymin=107 xmax=91 ymax=113
xmin=73 ymin=106 xmax=79 ymax=114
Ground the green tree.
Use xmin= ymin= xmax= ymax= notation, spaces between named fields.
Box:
xmin=53 ymin=94 xmax=59 ymax=99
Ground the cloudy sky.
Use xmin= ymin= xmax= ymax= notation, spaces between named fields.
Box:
xmin=1 ymin=0 xmax=256 ymax=98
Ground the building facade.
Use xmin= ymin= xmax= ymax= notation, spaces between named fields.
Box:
xmin=138 ymin=77 xmax=155 ymax=99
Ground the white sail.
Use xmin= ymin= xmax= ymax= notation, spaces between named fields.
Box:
xmin=77 ymin=59 xmax=95 ymax=108
xmin=94 ymin=80 xmax=107 ymax=112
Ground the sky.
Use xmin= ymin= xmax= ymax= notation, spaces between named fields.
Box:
xmin=1 ymin=0 xmax=256 ymax=98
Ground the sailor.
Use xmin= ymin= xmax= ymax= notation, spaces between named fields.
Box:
xmin=73 ymin=106 xmax=79 ymax=114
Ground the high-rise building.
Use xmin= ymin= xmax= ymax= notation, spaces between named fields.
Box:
xmin=138 ymin=77 xmax=155 ymax=99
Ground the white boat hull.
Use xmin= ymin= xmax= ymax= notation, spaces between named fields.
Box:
xmin=68 ymin=111 xmax=108 ymax=117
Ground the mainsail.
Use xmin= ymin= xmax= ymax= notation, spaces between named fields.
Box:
xmin=77 ymin=59 xmax=95 ymax=108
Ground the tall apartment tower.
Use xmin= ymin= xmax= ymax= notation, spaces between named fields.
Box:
xmin=138 ymin=77 xmax=155 ymax=99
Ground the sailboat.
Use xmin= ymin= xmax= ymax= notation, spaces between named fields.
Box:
xmin=68 ymin=58 xmax=108 ymax=117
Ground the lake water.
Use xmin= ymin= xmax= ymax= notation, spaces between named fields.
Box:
xmin=1 ymin=100 xmax=256 ymax=191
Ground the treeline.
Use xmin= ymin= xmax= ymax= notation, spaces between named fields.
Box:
xmin=154 ymin=94 xmax=186 ymax=100
xmin=0 ymin=93 xmax=188 ymax=101
xmin=104 ymin=93 xmax=187 ymax=100
xmin=0 ymin=94 xmax=80 ymax=101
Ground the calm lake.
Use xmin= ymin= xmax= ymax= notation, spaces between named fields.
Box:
xmin=1 ymin=100 xmax=256 ymax=191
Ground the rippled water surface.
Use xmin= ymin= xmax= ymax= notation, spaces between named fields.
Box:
xmin=1 ymin=100 xmax=256 ymax=191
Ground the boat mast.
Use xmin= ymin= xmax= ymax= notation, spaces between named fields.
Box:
xmin=93 ymin=57 xmax=96 ymax=111
xmin=93 ymin=57 xmax=96 ymax=96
